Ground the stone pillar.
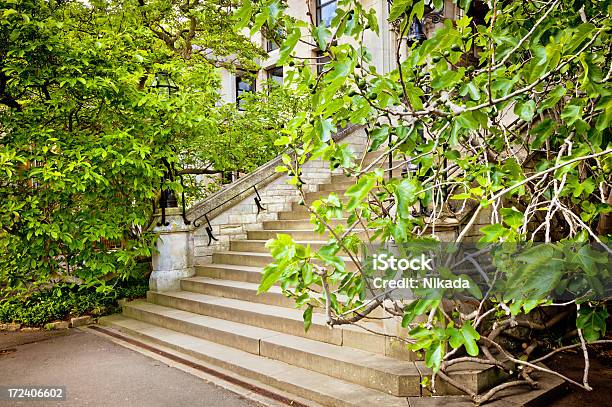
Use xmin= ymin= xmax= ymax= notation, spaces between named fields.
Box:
xmin=150 ymin=207 xmax=195 ymax=292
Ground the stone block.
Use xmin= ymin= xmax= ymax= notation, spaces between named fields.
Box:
xmin=210 ymin=213 xmax=229 ymax=225
xmin=0 ymin=322 xmax=21 ymax=331
xmin=235 ymin=204 xmax=256 ymax=214
xmin=21 ymin=327 xmax=41 ymax=332
xmin=256 ymin=213 xmax=277 ymax=222
xmin=70 ymin=316 xmax=93 ymax=327
xmin=194 ymin=255 xmax=213 ymax=266
xmin=219 ymin=225 xmax=243 ymax=235
xmin=45 ymin=321 xmax=69 ymax=330
xmin=244 ymin=223 xmax=263 ymax=231
xmin=227 ymin=233 xmax=247 ymax=241
xmin=193 ymin=245 xmax=215 ymax=258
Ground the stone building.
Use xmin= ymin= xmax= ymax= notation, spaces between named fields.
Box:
xmin=217 ymin=0 xmax=482 ymax=105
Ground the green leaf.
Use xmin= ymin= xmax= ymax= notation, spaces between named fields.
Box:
xmin=530 ymin=119 xmax=556 ymax=149
xmin=539 ymin=85 xmax=566 ymax=112
xmin=500 ymin=207 xmax=524 ymax=230
xmin=404 ymin=82 xmax=425 ymax=111
xmin=576 ymin=306 xmax=608 ymax=342
xmin=303 ymin=305 xmax=314 ymax=332
xmin=345 ymin=175 xmax=376 ymax=211
xmin=462 ymin=82 xmax=481 ymax=101
xmin=447 ymin=327 xmax=464 ymax=349
xmin=233 ymin=1 xmax=253 ymax=30
xmin=455 ymin=112 xmax=480 ymax=130
xmin=266 ymin=233 xmax=296 ymax=262
xmin=395 ymin=178 xmax=419 ymax=219
xmin=402 ymin=299 xmax=439 ymax=326
xmin=326 ymin=58 xmax=353 ymax=82
xmin=431 ymin=69 xmax=464 ymax=90
xmin=312 ymin=25 xmax=332 ymax=51
xmin=316 ymin=243 xmax=345 ymax=272
xmin=425 ymin=341 xmax=444 ymax=372
xmin=491 ymin=78 xmax=515 ymax=97
xmin=315 ymin=117 xmax=336 ymax=142
xmin=369 ymin=126 xmax=390 ymax=151
xmin=515 ymin=100 xmax=536 ymax=122
xmin=389 ymin=0 xmax=413 ymax=21
xmin=478 ymin=223 xmax=509 ymax=243
xmin=410 ymin=0 xmax=425 ymax=21
xmin=561 ymin=104 xmax=582 ymax=126
xmin=278 ymin=27 xmax=300 ymax=65
xmin=460 ymin=321 xmax=480 ymax=356
xmin=366 ymin=10 xmax=379 ymax=34
xmin=259 ymin=263 xmax=282 ymax=293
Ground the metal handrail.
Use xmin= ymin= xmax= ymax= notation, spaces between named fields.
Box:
xmin=192 ymin=185 xmax=265 ymax=245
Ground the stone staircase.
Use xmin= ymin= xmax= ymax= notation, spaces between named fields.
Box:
xmin=98 ymin=150 xmax=562 ymax=406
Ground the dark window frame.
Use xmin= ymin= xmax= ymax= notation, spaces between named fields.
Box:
xmin=266 ymin=66 xmax=283 ymax=85
xmin=235 ymin=73 xmax=256 ymax=109
xmin=266 ymin=28 xmax=285 ymax=52
xmin=266 ymin=38 xmax=279 ymax=52
xmin=316 ymin=0 xmax=337 ymax=27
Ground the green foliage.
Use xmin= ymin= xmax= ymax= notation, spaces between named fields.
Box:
xmin=576 ymin=305 xmax=609 ymax=342
xmin=0 ymin=278 xmax=148 ymax=326
xmin=238 ymin=0 xmax=612 ymax=380
xmin=0 ymin=0 xmax=295 ymax=290
xmin=208 ymin=83 xmax=307 ymax=174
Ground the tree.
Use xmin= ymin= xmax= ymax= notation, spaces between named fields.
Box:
xmin=238 ymin=0 xmax=611 ymax=402
xmin=0 ymin=0 xmax=284 ymax=292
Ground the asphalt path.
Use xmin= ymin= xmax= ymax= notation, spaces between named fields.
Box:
xmin=0 ymin=329 xmax=261 ymax=407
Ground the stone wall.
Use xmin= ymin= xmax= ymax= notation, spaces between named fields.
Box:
xmin=192 ymin=127 xmax=369 ymax=265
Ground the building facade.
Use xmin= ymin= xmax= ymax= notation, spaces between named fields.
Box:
xmin=218 ymin=0 xmax=477 ymax=105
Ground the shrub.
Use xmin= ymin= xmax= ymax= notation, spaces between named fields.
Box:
xmin=0 ymin=278 xmax=148 ymax=327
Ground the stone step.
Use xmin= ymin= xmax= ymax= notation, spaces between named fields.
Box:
xmin=146 ymin=290 xmax=385 ymax=354
xmin=98 ymin=315 xmax=412 ymax=407
xmin=414 ymin=361 xmax=509 ymax=397
xmin=120 ymin=301 xmax=420 ymax=396
xmin=247 ymin=229 xmax=370 ymax=241
xmin=188 ymin=268 xmax=385 ymax=323
xmin=305 ymin=190 xmax=351 ymax=203
xmin=277 ymin=205 xmax=311 ymax=220
xmin=362 ymin=156 xmax=405 ymax=167
xmin=181 ymin=276 xmax=373 ymax=317
xmin=181 ymin=277 xmax=294 ymax=308
xmin=318 ymin=182 xmax=355 ymax=192
xmin=329 ymin=169 xmax=405 ymax=184
xmin=364 ymin=150 xmax=386 ymax=160
xmin=263 ymin=218 xmax=346 ymax=230
xmin=231 ymin=239 xmax=328 ymax=253
xmin=274 ymin=207 xmax=461 ymax=231
xmin=277 ymin=203 xmax=349 ymax=220
xmin=212 ymin=250 xmax=358 ymax=270
xmin=195 ymin=263 xmax=263 ymax=284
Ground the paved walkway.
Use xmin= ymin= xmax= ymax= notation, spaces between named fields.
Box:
xmin=0 ymin=329 xmax=261 ymax=407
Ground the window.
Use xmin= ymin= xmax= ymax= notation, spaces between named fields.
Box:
xmin=316 ymin=50 xmax=331 ymax=75
xmin=266 ymin=28 xmax=285 ymax=52
xmin=316 ymin=0 xmax=337 ymax=27
xmin=236 ymin=74 xmax=255 ymax=109
xmin=266 ymin=38 xmax=279 ymax=52
xmin=266 ymin=66 xmax=283 ymax=85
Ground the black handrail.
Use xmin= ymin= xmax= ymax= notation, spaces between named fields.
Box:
xmin=192 ymin=184 xmax=266 ymax=245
